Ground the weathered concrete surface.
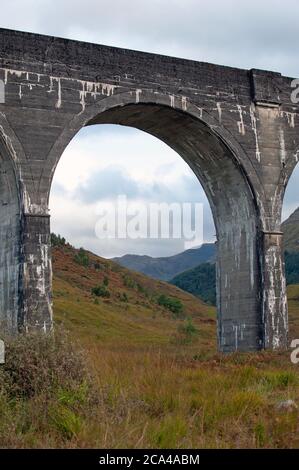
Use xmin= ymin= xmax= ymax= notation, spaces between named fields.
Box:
xmin=0 ymin=28 xmax=298 ymax=351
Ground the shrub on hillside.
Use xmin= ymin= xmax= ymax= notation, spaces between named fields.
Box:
xmin=74 ymin=248 xmax=90 ymax=267
xmin=51 ymin=233 xmax=67 ymax=247
xmin=171 ymin=318 xmax=199 ymax=345
xmin=0 ymin=331 xmax=96 ymax=445
xmin=157 ymin=294 xmax=183 ymax=317
xmin=123 ymin=275 xmax=136 ymax=289
xmin=91 ymin=285 xmax=110 ymax=298
xmin=118 ymin=292 xmax=128 ymax=302
xmin=0 ymin=331 xmax=89 ymax=400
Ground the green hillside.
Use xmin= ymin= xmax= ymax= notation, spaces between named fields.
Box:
xmin=171 ymin=255 xmax=299 ymax=306
xmin=171 ymin=263 xmax=216 ymax=305
xmin=171 ymin=208 xmax=299 ymax=304
xmin=52 ymin=238 xmax=216 ymax=350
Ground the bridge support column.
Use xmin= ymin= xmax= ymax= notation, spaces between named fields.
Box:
xmin=19 ymin=213 xmax=53 ymax=333
xmin=216 ymin=225 xmax=263 ymax=353
xmin=261 ymin=231 xmax=288 ymax=349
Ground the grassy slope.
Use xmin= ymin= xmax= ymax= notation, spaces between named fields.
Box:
xmin=45 ymin=244 xmax=299 ymax=449
xmin=53 ymin=244 xmax=216 ymax=351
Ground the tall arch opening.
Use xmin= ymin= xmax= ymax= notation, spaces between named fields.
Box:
xmin=50 ymin=124 xmax=214 ymax=258
xmin=47 ymin=97 xmax=263 ymax=352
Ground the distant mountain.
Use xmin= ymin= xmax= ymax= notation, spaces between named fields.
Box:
xmin=111 ymin=207 xmax=299 ymax=302
xmin=112 ymin=243 xmax=216 ymax=281
xmin=282 ymin=207 xmax=299 ymax=252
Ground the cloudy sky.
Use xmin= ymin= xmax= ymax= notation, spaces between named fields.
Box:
xmin=1 ymin=0 xmax=299 ymax=257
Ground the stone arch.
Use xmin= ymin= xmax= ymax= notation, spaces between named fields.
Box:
xmin=46 ymin=91 xmax=264 ymax=351
xmin=45 ymin=91 xmax=265 ymax=208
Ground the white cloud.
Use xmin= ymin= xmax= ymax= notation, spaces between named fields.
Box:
xmin=50 ymin=125 xmax=214 ymax=257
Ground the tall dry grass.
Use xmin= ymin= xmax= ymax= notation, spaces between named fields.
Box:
xmin=0 ymin=331 xmax=298 ymax=448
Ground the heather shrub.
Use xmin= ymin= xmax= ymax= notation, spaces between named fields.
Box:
xmin=0 ymin=331 xmax=88 ymax=400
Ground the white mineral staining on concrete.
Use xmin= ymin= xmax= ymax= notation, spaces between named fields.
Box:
xmin=48 ymin=77 xmax=62 ymax=108
xmin=35 ymin=242 xmax=49 ymax=296
xmin=169 ymin=94 xmax=175 ymax=108
xmin=4 ymin=68 xmax=24 ymax=84
xmin=36 ymin=265 xmax=45 ymax=296
xmin=23 ymin=238 xmax=52 ymax=331
xmin=248 ymin=230 xmax=255 ymax=289
xmin=0 ymin=124 xmax=18 ymax=161
xmin=22 ymin=189 xmax=32 ymax=214
xmin=78 ymin=80 xmax=117 ymax=112
xmin=2 ymin=69 xmax=43 ymax=102
xmin=237 ymin=104 xmax=245 ymax=135
xmin=232 ymin=324 xmax=246 ymax=350
xmin=79 ymin=80 xmax=86 ymax=112
xmin=263 ymin=242 xmax=288 ymax=349
xmin=1 ymin=68 xmax=119 ymax=112
xmin=216 ymin=102 xmax=222 ymax=123
xmin=196 ymin=106 xmax=203 ymax=119
xmin=135 ymin=89 xmax=142 ymax=103
xmin=181 ymin=96 xmax=187 ymax=111
xmin=281 ymin=110 xmax=296 ymax=128
xmin=21 ymin=188 xmax=49 ymax=216
xmin=278 ymin=128 xmax=286 ymax=166
xmin=55 ymin=78 xmax=62 ymax=109
xmin=250 ymin=104 xmax=261 ymax=162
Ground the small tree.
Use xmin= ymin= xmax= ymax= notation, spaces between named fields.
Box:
xmin=157 ymin=294 xmax=183 ymax=317
xmin=171 ymin=318 xmax=198 ymax=345
xmin=120 ymin=292 xmax=128 ymax=302
xmin=91 ymin=285 xmax=110 ymax=298
xmin=74 ymin=248 xmax=90 ymax=267
xmin=51 ymin=233 xmax=66 ymax=247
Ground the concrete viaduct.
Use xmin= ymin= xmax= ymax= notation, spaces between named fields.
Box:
xmin=0 ymin=28 xmax=298 ymax=352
